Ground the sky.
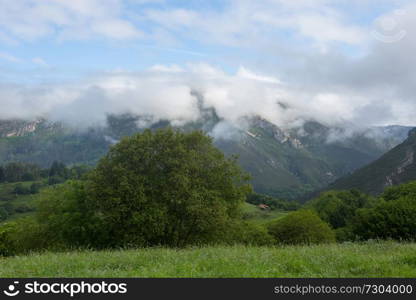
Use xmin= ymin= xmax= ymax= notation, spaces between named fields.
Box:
xmin=0 ymin=0 xmax=415 ymax=130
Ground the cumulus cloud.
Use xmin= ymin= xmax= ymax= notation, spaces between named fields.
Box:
xmin=0 ymin=0 xmax=142 ymax=42
xmin=0 ymin=52 xmax=22 ymax=63
xmin=32 ymin=57 xmax=49 ymax=67
xmin=0 ymin=61 xmax=413 ymax=131
xmin=0 ymin=0 xmax=415 ymax=133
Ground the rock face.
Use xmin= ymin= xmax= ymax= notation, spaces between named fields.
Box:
xmin=329 ymin=127 xmax=416 ymax=195
xmin=0 ymin=120 xmax=43 ymax=137
xmin=249 ymin=117 xmax=303 ymax=148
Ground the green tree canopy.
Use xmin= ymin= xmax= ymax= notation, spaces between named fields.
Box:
xmin=381 ymin=181 xmax=416 ymax=202
xmin=87 ymin=128 xmax=251 ymax=247
xmin=307 ymin=189 xmax=374 ymax=229
xmin=351 ymin=197 xmax=416 ymax=241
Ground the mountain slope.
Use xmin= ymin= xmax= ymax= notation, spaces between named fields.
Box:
xmin=0 ymin=116 xmax=411 ymax=200
xmin=329 ymin=128 xmax=416 ymax=195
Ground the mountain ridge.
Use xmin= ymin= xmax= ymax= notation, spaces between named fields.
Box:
xmin=0 ymin=115 xmax=412 ymax=200
xmin=327 ymin=128 xmax=416 ymax=195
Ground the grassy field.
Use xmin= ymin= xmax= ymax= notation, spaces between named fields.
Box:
xmin=1 ymin=241 xmax=415 ymax=277
xmin=242 ymin=203 xmax=287 ymax=224
xmin=0 ymin=181 xmax=40 ymax=221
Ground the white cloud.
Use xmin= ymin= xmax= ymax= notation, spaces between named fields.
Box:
xmin=0 ymin=0 xmax=142 ymax=42
xmin=32 ymin=57 xmax=48 ymax=67
xmin=0 ymin=52 xmax=21 ymax=63
xmin=237 ymin=67 xmax=281 ymax=84
xmin=0 ymin=0 xmax=416 ymax=131
xmin=0 ymin=63 xmax=413 ymax=130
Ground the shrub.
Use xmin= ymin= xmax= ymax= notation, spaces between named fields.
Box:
xmin=13 ymin=183 xmax=31 ymax=195
xmin=334 ymin=226 xmax=355 ymax=242
xmin=0 ymin=223 xmax=15 ymax=256
xmin=14 ymin=204 xmax=34 ymax=214
xmin=267 ymin=210 xmax=335 ymax=245
xmin=2 ymin=217 xmax=49 ymax=255
xmin=35 ymin=181 xmax=108 ymax=249
xmin=223 ymin=221 xmax=274 ymax=246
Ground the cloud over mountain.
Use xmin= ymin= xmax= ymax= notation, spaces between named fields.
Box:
xmin=0 ymin=0 xmax=415 ymax=131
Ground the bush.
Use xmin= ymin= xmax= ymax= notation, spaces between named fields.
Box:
xmin=35 ymin=181 xmax=108 ymax=249
xmin=14 ymin=204 xmax=34 ymax=214
xmin=0 ymin=217 xmax=52 ymax=256
xmin=334 ymin=226 xmax=355 ymax=242
xmin=223 ymin=221 xmax=274 ymax=246
xmin=351 ymin=197 xmax=416 ymax=241
xmin=13 ymin=183 xmax=31 ymax=195
xmin=267 ymin=210 xmax=335 ymax=245
xmin=0 ymin=223 xmax=15 ymax=256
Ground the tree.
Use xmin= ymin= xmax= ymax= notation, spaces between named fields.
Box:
xmin=49 ymin=161 xmax=69 ymax=178
xmin=351 ymin=197 xmax=416 ymax=241
xmin=268 ymin=210 xmax=335 ymax=245
xmin=381 ymin=181 xmax=416 ymax=202
xmin=36 ymin=181 xmax=107 ymax=248
xmin=2 ymin=162 xmax=41 ymax=183
xmin=30 ymin=183 xmax=42 ymax=194
xmin=307 ymin=190 xmax=374 ymax=229
xmin=0 ymin=207 xmax=8 ymax=222
xmin=87 ymin=128 xmax=252 ymax=247
xmin=0 ymin=166 xmax=5 ymax=183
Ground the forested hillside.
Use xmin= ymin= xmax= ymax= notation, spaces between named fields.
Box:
xmin=329 ymin=128 xmax=416 ymax=195
xmin=0 ymin=116 xmax=411 ymax=199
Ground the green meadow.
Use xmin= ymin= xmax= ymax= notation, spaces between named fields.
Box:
xmin=1 ymin=241 xmax=415 ymax=278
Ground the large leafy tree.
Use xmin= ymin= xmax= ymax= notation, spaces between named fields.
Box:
xmin=307 ymin=189 xmax=374 ymax=229
xmin=87 ymin=128 xmax=251 ymax=247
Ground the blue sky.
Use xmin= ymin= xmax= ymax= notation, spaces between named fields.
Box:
xmin=0 ymin=0 xmax=415 ymax=127
xmin=0 ymin=0 xmax=405 ymax=81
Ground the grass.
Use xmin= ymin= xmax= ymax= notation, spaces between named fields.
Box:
xmin=1 ymin=241 xmax=415 ymax=277
xmin=242 ymin=203 xmax=288 ymax=224
xmin=0 ymin=181 xmax=40 ymax=221
xmin=248 ymin=210 xmax=287 ymax=225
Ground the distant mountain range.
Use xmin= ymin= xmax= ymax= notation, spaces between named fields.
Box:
xmin=328 ymin=128 xmax=416 ymax=195
xmin=0 ymin=112 xmax=413 ymax=200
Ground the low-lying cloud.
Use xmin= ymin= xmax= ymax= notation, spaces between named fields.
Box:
xmin=0 ymin=1 xmax=416 ymax=135
xmin=0 ymin=61 xmax=414 ymax=132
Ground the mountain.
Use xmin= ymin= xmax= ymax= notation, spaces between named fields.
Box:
xmin=327 ymin=128 xmax=416 ymax=195
xmin=0 ymin=115 xmax=411 ymax=200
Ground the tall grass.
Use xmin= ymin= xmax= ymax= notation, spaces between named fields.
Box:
xmin=1 ymin=241 xmax=415 ymax=277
